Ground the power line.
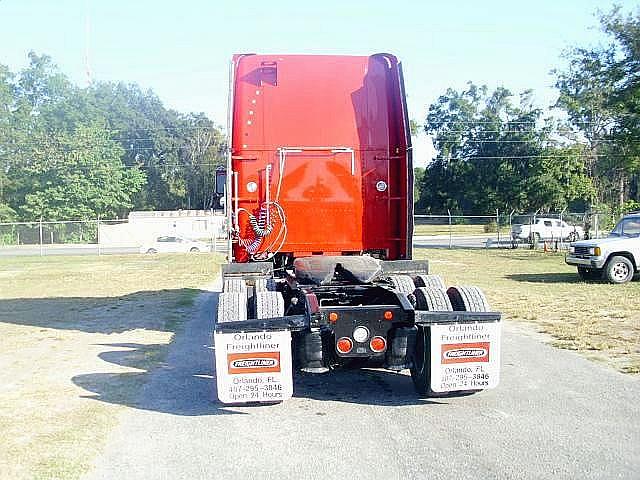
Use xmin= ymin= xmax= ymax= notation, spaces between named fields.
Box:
xmin=435 ymin=154 xmax=632 ymax=160
xmin=431 ymin=139 xmax=640 ymax=144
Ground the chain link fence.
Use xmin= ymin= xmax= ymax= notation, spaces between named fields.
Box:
xmin=414 ymin=211 xmax=619 ymax=250
xmin=0 ymin=214 xmax=228 ymax=256
xmin=0 ymin=210 xmax=623 ymax=256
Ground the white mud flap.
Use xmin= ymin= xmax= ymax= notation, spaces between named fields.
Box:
xmin=429 ymin=322 xmax=501 ymax=393
xmin=214 ymin=330 xmax=293 ymax=404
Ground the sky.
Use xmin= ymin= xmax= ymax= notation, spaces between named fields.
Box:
xmin=0 ymin=0 xmax=637 ymax=165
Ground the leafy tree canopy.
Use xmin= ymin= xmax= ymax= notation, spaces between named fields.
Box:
xmin=20 ymin=124 xmax=145 ymax=221
xmin=0 ymin=52 xmax=226 ymax=221
xmin=554 ymin=7 xmax=640 ymax=208
xmin=418 ymin=83 xmax=593 ymax=214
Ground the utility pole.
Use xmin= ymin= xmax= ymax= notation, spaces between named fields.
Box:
xmin=84 ymin=0 xmax=93 ymax=86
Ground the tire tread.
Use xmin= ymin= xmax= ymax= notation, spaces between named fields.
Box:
xmin=217 ymin=292 xmax=248 ymax=323
xmin=414 ymin=287 xmax=453 ymax=311
xmin=223 ymin=278 xmax=247 ymax=293
xmin=388 ymin=274 xmax=416 ymax=294
xmin=413 ymin=274 xmax=446 ymax=291
xmin=255 ymin=291 xmax=285 ymax=319
xmin=446 ymin=286 xmax=490 ymax=312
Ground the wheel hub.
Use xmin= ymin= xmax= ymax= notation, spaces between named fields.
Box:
xmin=612 ymin=262 xmax=630 ymax=280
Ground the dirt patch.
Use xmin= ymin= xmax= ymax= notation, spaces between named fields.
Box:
xmin=0 ymin=254 xmax=222 ymax=480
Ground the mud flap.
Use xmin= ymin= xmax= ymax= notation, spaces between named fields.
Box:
xmin=428 ymin=321 xmax=501 ymax=393
xmin=214 ymin=330 xmax=293 ymax=404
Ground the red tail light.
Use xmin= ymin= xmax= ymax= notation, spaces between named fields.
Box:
xmin=383 ymin=310 xmax=393 ymax=320
xmin=370 ymin=336 xmax=386 ymax=353
xmin=336 ymin=337 xmax=353 ymax=354
xmin=329 ymin=312 xmax=339 ymax=323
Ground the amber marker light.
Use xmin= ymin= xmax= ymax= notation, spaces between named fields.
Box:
xmin=336 ymin=337 xmax=353 ymax=354
xmin=370 ymin=336 xmax=387 ymax=353
xmin=383 ymin=310 xmax=393 ymax=320
xmin=329 ymin=312 xmax=339 ymax=323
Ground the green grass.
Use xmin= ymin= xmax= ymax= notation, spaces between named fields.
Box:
xmin=0 ymin=253 xmax=224 ymax=480
xmin=1 ymin=249 xmax=638 ymax=478
xmin=0 ymin=253 xmax=222 ymax=298
xmin=414 ymin=248 xmax=640 ymax=374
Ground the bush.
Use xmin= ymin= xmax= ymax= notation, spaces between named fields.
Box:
xmin=483 ymin=221 xmax=497 ymax=233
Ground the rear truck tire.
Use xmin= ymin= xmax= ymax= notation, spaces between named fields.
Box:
xmin=411 ymin=287 xmax=489 ymax=397
xmin=388 ymin=274 xmax=416 ymax=294
xmin=255 ymin=291 xmax=285 ymax=319
xmin=410 ymin=326 xmax=465 ymax=398
xmin=217 ymin=291 xmax=248 ymax=323
xmin=410 ymin=325 xmax=432 ymax=396
xmin=447 ymin=286 xmax=490 ymax=312
xmin=604 ymin=255 xmax=634 ymax=284
xmin=254 ymin=277 xmax=276 ymax=292
xmin=412 ymin=285 xmax=490 ymax=397
xmin=412 ymin=274 xmax=446 ymax=291
xmin=577 ymin=266 xmax=602 ymax=281
xmin=414 ymin=287 xmax=453 ymax=311
xmin=189 ymin=247 xmax=200 ymax=253
xmin=223 ymin=278 xmax=247 ymax=293
xmin=146 ymin=248 xmax=157 ymax=254
xmin=295 ymin=329 xmax=328 ymax=373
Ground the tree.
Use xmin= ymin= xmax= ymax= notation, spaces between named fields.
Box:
xmin=554 ymin=7 xmax=640 ymax=209
xmin=19 ymin=124 xmax=145 ymax=220
xmin=0 ymin=52 xmax=226 ymax=220
xmin=0 ymin=64 xmax=16 ymax=219
xmin=419 ymin=83 xmax=591 ymax=214
xmin=75 ymin=82 xmax=226 ymax=210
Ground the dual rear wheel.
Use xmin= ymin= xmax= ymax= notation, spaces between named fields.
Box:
xmin=409 ymin=284 xmax=491 ymax=397
xmin=217 ymin=278 xmax=284 ymax=323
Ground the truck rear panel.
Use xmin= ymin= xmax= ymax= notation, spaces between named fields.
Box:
xmin=229 ymin=54 xmax=412 ymax=262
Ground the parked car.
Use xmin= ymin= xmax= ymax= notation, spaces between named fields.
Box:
xmin=511 ymin=217 xmax=584 ymax=242
xmin=140 ymin=235 xmax=210 ymax=254
xmin=565 ymin=212 xmax=640 ymax=283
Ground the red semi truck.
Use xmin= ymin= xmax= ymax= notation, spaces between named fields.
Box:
xmin=214 ymin=54 xmax=501 ymax=404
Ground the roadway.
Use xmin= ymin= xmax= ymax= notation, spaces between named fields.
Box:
xmin=0 ymin=237 xmax=511 ymax=257
xmin=83 ymin=285 xmax=639 ymax=480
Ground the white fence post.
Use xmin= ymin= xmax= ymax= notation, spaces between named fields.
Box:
xmin=39 ymin=217 xmax=43 ymax=257
xmin=97 ymin=217 xmax=101 ymax=256
xmin=559 ymin=208 xmax=566 ymax=250
xmin=211 ymin=209 xmax=217 ymax=253
xmin=447 ymin=209 xmax=452 ymax=249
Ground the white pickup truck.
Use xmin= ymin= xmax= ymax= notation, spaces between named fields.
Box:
xmin=565 ymin=212 xmax=640 ymax=283
xmin=511 ymin=217 xmax=584 ymax=242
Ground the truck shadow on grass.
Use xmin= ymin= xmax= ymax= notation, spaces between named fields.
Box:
xmin=72 ymin=342 xmax=244 ymax=416
xmin=70 ymin=291 xmax=442 ymax=413
xmin=0 ymin=288 xmax=241 ymax=416
xmin=0 ymin=288 xmax=205 ymax=334
xmin=1 ymin=288 xmax=447 ymax=416
xmin=505 ymin=273 xmax=582 ymax=283
xmin=70 ymin=289 xmax=251 ymax=416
